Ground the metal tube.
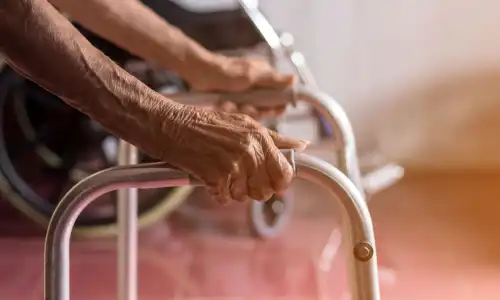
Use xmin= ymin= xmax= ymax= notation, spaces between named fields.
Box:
xmin=44 ymin=163 xmax=195 ymax=300
xmin=238 ymin=0 xmax=283 ymax=50
xmin=295 ymin=154 xmax=379 ymax=300
xmin=44 ymin=152 xmax=379 ymax=300
xmin=117 ymin=141 xmax=139 ymax=300
xmin=295 ymin=86 xmax=365 ymax=197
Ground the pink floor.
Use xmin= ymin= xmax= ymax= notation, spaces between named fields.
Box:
xmin=2 ymin=169 xmax=500 ymax=299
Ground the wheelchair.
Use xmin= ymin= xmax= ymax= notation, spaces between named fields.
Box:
xmin=0 ymin=45 xmax=193 ymax=237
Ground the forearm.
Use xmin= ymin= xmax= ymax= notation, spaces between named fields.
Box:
xmin=0 ymin=0 xmax=181 ymax=159
xmin=49 ymin=0 xmax=215 ymax=82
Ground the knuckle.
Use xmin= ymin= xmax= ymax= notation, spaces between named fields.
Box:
xmin=273 ymin=164 xmax=294 ymax=189
xmin=240 ymin=59 xmax=254 ymax=71
xmin=239 ymin=113 xmax=255 ymax=124
xmin=242 ymin=140 xmax=254 ymax=154
xmin=231 ymin=188 xmax=247 ymax=202
xmin=229 ymin=161 xmax=240 ymax=174
xmin=210 ymin=163 xmax=233 ymax=182
xmin=230 ymin=112 xmax=254 ymax=126
xmin=225 ymin=157 xmax=240 ymax=172
xmin=250 ymin=127 xmax=269 ymax=144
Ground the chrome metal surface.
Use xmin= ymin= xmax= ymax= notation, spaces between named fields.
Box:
xmin=236 ymin=1 xmax=319 ymax=87
xmin=116 ymin=141 xmax=139 ymax=300
xmin=44 ymin=163 xmax=195 ymax=300
xmin=238 ymin=0 xmax=282 ymax=50
xmin=295 ymin=87 xmax=364 ymax=197
xmin=44 ymin=151 xmax=379 ymax=300
xmin=295 ymin=154 xmax=379 ymax=300
xmin=278 ymin=32 xmax=319 ymax=88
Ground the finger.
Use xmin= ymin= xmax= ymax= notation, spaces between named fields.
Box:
xmin=216 ymin=100 xmax=238 ymax=113
xmin=206 ymin=177 xmax=232 ymax=205
xmin=252 ymin=72 xmax=296 ymax=89
xmin=248 ymin=171 xmax=274 ymax=201
xmin=264 ymin=145 xmax=294 ymax=193
xmin=267 ymin=129 xmax=310 ymax=151
xmin=245 ymin=61 xmax=296 ymax=89
xmin=274 ymin=105 xmax=287 ymax=116
xmin=229 ymin=164 xmax=251 ymax=202
xmin=239 ymin=104 xmax=259 ymax=119
xmin=258 ymin=109 xmax=277 ymax=120
xmin=257 ymin=105 xmax=287 ymax=119
xmin=275 ymin=190 xmax=287 ymax=198
xmin=245 ymin=148 xmax=275 ymax=201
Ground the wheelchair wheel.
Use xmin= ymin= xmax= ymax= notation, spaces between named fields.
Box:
xmin=0 ymin=67 xmax=193 ymax=237
xmin=249 ymin=192 xmax=294 ymax=239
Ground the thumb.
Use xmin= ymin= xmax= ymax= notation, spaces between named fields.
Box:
xmin=267 ymin=129 xmax=310 ymax=151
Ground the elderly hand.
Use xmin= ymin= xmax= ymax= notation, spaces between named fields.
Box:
xmin=160 ymin=102 xmax=307 ymax=205
xmin=187 ymin=54 xmax=295 ymax=120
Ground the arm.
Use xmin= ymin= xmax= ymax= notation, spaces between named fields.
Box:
xmin=0 ymin=0 xmax=184 ymax=159
xmin=47 ymin=0 xmax=295 ymax=96
xmin=0 ymin=0 xmax=303 ymax=204
xmin=48 ymin=0 xmax=215 ymax=83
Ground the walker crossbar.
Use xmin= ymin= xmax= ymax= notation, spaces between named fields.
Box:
xmin=44 ymin=151 xmax=380 ymax=300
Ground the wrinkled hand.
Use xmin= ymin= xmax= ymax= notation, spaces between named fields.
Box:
xmin=188 ymin=55 xmax=295 ymax=120
xmin=163 ymin=104 xmax=308 ymax=205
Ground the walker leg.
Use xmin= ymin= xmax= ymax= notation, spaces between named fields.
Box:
xmin=44 ymin=151 xmax=380 ymax=300
xmin=294 ymin=154 xmax=380 ymax=300
xmin=116 ymin=141 xmax=138 ymax=300
xmin=295 ymin=87 xmax=365 ymax=196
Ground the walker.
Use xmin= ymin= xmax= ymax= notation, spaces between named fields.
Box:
xmin=39 ymin=1 xmax=396 ymax=299
xmin=44 ymin=87 xmax=381 ymax=300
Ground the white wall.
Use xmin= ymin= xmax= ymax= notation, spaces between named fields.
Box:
xmin=261 ymin=0 xmax=500 ymax=170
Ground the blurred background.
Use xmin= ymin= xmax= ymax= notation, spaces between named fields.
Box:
xmin=263 ymin=0 xmax=500 ymax=170
xmin=2 ymin=0 xmax=500 ymax=299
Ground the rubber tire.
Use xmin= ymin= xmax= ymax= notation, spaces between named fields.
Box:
xmin=0 ymin=67 xmax=193 ymax=237
xmin=249 ymin=192 xmax=294 ymax=239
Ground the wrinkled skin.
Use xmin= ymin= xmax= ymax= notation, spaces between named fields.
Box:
xmin=0 ymin=0 xmax=307 ymax=204
xmin=163 ymin=104 xmax=307 ymax=204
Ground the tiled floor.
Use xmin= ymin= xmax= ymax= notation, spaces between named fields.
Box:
xmin=2 ymin=156 xmax=500 ymax=299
